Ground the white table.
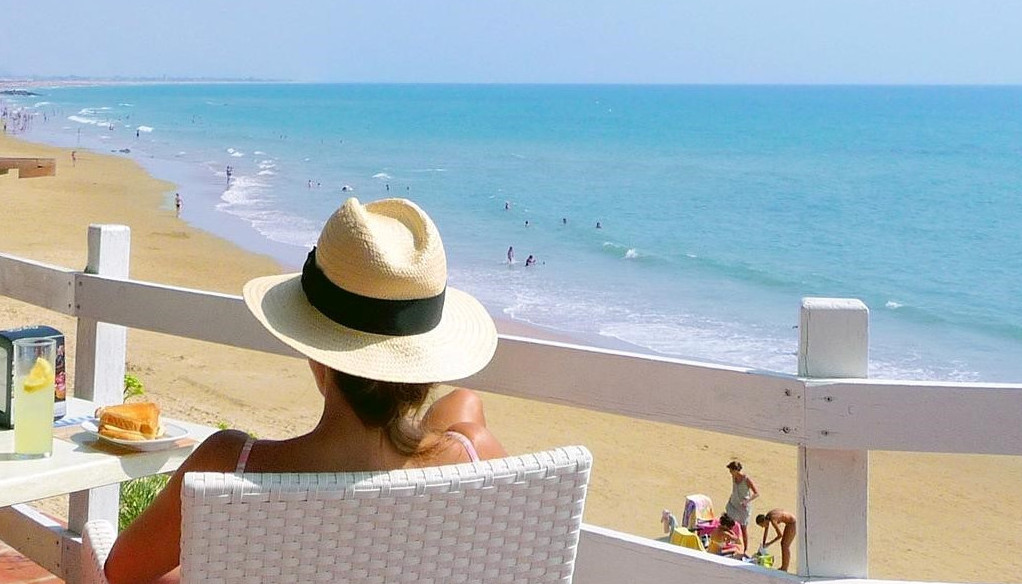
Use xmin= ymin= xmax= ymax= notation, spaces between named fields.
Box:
xmin=0 ymin=397 xmax=217 ymax=582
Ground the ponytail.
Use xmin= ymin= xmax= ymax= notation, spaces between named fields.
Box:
xmin=329 ymin=369 xmax=436 ymax=455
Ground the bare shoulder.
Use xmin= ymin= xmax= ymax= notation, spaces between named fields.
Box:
xmin=179 ymin=429 xmax=252 ymax=472
xmin=446 ymin=421 xmax=507 ymax=460
xmin=422 ymin=387 xmax=488 ymax=432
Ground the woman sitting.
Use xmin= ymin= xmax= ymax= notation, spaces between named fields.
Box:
xmin=707 ymin=513 xmax=746 ymax=558
xmin=103 ymin=198 xmax=504 ymax=584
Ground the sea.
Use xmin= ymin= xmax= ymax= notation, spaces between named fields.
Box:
xmin=4 ymin=83 xmax=1022 ymax=383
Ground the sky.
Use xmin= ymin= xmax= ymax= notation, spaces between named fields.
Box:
xmin=2 ymin=0 xmax=1021 ymax=84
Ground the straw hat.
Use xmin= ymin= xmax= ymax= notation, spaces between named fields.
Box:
xmin=243 ymin=197 xmax=497 ymax=383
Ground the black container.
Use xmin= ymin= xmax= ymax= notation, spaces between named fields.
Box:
xmin=0 ymin=325 xmax=66 ymax=428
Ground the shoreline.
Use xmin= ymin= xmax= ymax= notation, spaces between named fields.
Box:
xmin=3 ymin=105 xmax=655 ymax=358
xmin=3 ymin=131 xmax=1022 ymax=582
xmin=9 ymin=83 xmax=1022 ymax=384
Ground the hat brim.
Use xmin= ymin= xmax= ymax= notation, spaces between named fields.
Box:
xmin=244 ymin=273 xmax=497 ymax=383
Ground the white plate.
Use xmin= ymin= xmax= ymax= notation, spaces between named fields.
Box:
xmin=81 ymin=419 xmax=190 ymax=451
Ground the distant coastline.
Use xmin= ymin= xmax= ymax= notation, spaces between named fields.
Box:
xmin=0 ymin=77 xmax=290 ymax=90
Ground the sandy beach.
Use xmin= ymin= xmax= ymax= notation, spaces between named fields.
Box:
xmin=2 ymin=132 xmax=1021 ymax=582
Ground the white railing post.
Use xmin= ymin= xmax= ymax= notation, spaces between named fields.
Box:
xmin=68 ymin=225 xmax=130 ymax=542
xmin=73 ymin=224 xmax=130 ymax=406
xmin=797 ymin=297 xmax=869 ymax=579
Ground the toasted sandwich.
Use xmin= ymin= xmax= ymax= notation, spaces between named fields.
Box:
xmin=95 ymin=402 xmax=164 ymax=441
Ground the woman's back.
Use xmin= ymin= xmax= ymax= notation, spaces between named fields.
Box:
xmin=233 ymin=424 xmax=491 ymax=474
xmin=227 ymin=387 xmax=503 ymax=473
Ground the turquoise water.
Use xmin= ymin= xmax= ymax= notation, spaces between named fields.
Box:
xmin=6 ymin=84 xmax=1022 ymax=381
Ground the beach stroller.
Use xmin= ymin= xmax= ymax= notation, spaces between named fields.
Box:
xmin=662 ymin=509 xmax=704 ymax=551
xmin=661 ymin=494 xmax=719 ymax=552
xmin=681 ymin=493 xmax=719 ymax=547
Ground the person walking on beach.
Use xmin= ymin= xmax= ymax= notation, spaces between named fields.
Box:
xmin=174 ymin=193 xmax=182 ymax=217
xmin=756 ymin=509 xmax=796 ymax=572
xmin=100 ymin=197 xmax=505 ymax=584
xmin=725 ymin=460 xmax=759 ymax=555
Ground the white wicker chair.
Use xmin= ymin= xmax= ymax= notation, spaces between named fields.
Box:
xmin=82 ymin=445 xmax=592 ymax=583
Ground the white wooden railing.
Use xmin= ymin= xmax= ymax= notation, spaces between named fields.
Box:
xmin=2 ymin=224 xmax=1021 ymax=584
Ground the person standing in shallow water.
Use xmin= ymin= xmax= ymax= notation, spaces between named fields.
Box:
xmin=724 ymin=460 xmax=759 ymax=556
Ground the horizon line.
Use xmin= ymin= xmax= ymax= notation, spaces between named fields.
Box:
xmin=4 ymin=77 xmax=1022 ymax=89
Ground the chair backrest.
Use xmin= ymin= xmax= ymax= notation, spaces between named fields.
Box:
xmin=180 ymin=445 xmax=592 ymax=583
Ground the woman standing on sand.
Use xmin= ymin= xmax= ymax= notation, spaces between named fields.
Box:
xmin=724 ymin=460 xmax=759 ymax=555
xmin=102 ymin=198 xmax=505 ymax=584
xmin=756 ymin=508 xmax=797 ymax=572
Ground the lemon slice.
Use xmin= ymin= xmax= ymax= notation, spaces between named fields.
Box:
xmin=23 ymin=357 xmax=55 ymax=393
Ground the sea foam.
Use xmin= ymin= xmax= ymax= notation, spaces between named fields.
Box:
xmin=218 ymin=175 xmax=270 ymax=207
xmin=21 ymin=83 xmax=1022 ymax=383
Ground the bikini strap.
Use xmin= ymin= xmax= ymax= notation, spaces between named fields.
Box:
xmin=445 ymin=430 xmax=480 ymax=462
xmin=235 ymin=435 xmax=256 ymax=474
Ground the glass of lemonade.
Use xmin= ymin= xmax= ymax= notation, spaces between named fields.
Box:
xmin=13 ymin=337 xmax=57 ymax=458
